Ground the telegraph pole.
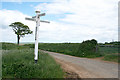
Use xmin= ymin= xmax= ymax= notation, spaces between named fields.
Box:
xmin=25 ymin=11 xmax=50 ymax=63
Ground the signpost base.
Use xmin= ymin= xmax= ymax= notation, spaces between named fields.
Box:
xmin=35 ymin=60 xmax=38 ymax=63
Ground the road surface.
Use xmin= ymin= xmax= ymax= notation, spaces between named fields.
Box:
xmin=41 ymin=50 xmax=118 ymax=78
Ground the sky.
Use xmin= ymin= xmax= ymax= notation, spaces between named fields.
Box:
xmin=0 ymin=0 xmax=119 ymax=43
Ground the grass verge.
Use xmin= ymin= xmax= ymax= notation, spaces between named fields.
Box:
xmin=103 ymin=54 xmax=118 ymax=62
xmin=2 ymin=43 xmax=64 ymax=78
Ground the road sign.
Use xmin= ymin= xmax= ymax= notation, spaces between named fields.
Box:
xmin=38 ymin=13 xmax=45 ymax=16
xmin=40 ymin=20 xmax=50 ymax=23
xmin=25 ymin=11 xmax=50 ymax=63
xmin=25 ymin=17 xmax=36 ymax=21
xmin=32 ymin=16 xmax=36 ymax=18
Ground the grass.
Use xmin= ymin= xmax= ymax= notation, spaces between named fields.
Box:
xmin=24 ymin=43 xmax=119 ymax=62
xmin=2 ymin=43 xmax=64 ymax=78
xmin=99 ymin=47 xmax=118 ymax=54
xmin=103 ymin=54 xmax=118 ymax=62
xmin=25 ymin=43 xmax=102 ymax=58
xmin=2 ymin=42 xmax=119 ymax=79
xmin=2 ymin=42 xmax=28 ymax=50
xmin=99 ymin=46 xmax=118 ymax=62
xmin=0 ymin=43 xmax=1 ymax=80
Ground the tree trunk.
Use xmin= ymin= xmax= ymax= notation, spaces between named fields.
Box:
xmin=17 ymin=35 xmax=20 ymax=45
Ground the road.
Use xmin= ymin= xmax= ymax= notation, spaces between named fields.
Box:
xmin=41 ymin=50 xmax=118 ymax=78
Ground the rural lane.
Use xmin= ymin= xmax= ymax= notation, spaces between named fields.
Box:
xmin=41 ymin=50 xmax=118 ymax=78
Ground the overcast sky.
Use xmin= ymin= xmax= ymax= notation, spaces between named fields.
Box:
xmin=0 ymin=0 xmax=119 ymax=43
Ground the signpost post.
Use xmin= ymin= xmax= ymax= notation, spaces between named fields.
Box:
xmin=25 ymin=11 xmax=50 ymax=63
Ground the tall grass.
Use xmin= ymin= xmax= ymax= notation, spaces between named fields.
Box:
xmin=24 ymin=43 xmax=119 ymax=62
xmin=2 ymin=42 xmax=28 ymax=50
xmin=2 ymin=43 xmax=64 ymax=78
xmin=25 ymin=43 xmax=102 ymax=58
xmin=103 ymin=54 xmax=118 ymax=62
xmin=99 ymin=47 xmax=118 ymax=54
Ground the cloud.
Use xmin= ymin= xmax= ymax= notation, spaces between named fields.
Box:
xmin=0 ymin=10 xmax=28 ymax=28
xmin=0 ymin=0 xmax=119 ymax=43
xmin=35 ymin=1 xmax=71 ymax=14
xmin=0 ymin=9 xmax=35 ymax=42
xmin=1 ymin=0 xmax=55 ymax=2
xmin=34 ymin=0 xmax=118 ymax=42
xmin=0 ymin=9 xmax=79 ymax=43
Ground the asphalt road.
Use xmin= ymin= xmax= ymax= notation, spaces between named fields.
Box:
xmin=41 ymin=50 xmax=118 ymax=78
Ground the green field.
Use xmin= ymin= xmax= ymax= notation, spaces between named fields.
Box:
xmin=2 ymin=43 xmax=64 ymax=78
xmin=1 ymin=42 xmax=119 ymax=79
xmin=99 ymin=47 xmax=118 ymax=54
xmin=25 ymin=43 xmax=119 ymax=62
xmin=99 ymin=46 xmax=118 ymax=62
xmin=25 ymin=43 xmax=101 ymax=58
xmin=103 ymin=54 xmax=118 ymax=62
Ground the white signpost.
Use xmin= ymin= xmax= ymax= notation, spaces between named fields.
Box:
xmin=25 ymin=11 xmax=50 ymax=63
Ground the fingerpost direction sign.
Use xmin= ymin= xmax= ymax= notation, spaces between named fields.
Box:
xmin=25 ymin=11 xmax=50 ymax=63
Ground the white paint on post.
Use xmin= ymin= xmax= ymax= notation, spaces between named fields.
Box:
xmin=25 ymin=10 xmax=50 ymax=63
xmin=34 ymin=11 xmax=40 ymax=61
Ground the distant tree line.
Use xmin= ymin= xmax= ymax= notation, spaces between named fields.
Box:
xmin=98 ymin=41 xmax=120 ymax=47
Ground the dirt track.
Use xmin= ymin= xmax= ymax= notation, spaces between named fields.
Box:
xmin=41 ymin=50 xmax=118 ymax=78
